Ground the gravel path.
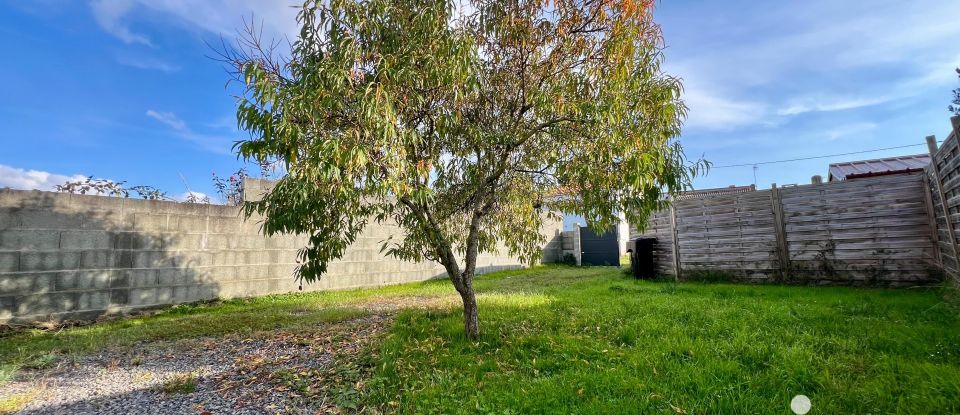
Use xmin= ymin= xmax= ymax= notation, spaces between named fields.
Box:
xmin=2 ymin=314 xmax=391 ymax=415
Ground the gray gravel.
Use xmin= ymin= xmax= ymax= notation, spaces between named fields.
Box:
xmin=2 ymin=314 xmax=390 ymax=415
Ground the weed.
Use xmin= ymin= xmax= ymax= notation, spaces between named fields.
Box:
xmin=0 ymin=388 xmax=39 ymax=414
xmin=158 ymin=372 xmax=197 ymax=394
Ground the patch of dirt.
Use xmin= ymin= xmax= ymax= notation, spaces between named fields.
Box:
xmin=1 ymin=314 xmax=391 ymax=415
xmin=358 ymin=295 xmax=459 ymax=313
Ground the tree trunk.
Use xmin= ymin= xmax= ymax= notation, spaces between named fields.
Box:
xmin=459 ymin=284 xmax=479 ymax=340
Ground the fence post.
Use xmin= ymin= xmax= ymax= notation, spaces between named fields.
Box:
xmin=670 ymin=204 xmax=681 ymax=281
xmin=922 ymin=173 xmax=943 ymax=268
xmin=770 ymin=184 xmax=791 ymax=278
xmin=926 ymin=134 xmax=960 ymax=270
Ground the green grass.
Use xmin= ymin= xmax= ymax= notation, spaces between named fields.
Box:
xmin=363 ymin=267 xmax=960 ymax=414
xmin=157 ymin=372 xmax=198 ymax=394
xmin=2 ymin=266 xmax=959 ymax=414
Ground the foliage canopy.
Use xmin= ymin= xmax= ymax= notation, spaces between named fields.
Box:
xmin=228 ymin=0 xmax=705 ymax=338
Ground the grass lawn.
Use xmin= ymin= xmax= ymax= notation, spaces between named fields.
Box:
xmin=3 ymin=266 xmax=959 ymax=414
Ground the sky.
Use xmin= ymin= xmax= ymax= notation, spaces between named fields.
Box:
xmin=1 ymin=0 xmax=959 ymax=203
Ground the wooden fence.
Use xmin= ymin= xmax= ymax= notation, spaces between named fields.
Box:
xmin=631 ymin=167 xmax=941 ymax=285
xmin=925 ymin=116 xmax=960 ymax=284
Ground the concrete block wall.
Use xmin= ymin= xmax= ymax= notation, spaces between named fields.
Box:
xmin=559 ymin=227 xmax=581 ymax=265
xmin=0 ymin=181 xmax=562 ymax=324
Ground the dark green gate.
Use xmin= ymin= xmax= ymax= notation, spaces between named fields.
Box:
xmin=579 ymin=226 xmax=620 ymax=266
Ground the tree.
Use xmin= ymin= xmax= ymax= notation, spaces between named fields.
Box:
xmin=225 ymin=0 xmax=705 ymax=339
xmin=951 ymin=68 xmax=960 ymax=116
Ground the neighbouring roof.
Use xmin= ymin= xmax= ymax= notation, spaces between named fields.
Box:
xmin=675 ymin=184 xmax=756 ymax=200
xmin=827 ymin=153 xmax=930 ymax=181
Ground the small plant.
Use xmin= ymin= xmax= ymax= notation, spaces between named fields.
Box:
xmin=559 ymin=253 xmax=577 ymax=266
xmin=211 ymin=168 xmax=248 ymax=206
xmin=56 ymin=177 xmax=171 ymax=200
xmin=128 ymin=185 xmax=170 ymax=200
xmin=182 ymin=192 xmax=211 ymax=204
xmin=0 ymin=388 xmax=39 ymax=414
xmin=158 ymin=372 xmax=198 ymax=394
xmin=55 ymin=176 xmax=128 ymax=197
xmin=21 ymin=353 xmax=58 ymax=370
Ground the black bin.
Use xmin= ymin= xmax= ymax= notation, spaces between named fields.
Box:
xmin=627 ymin=238 xmax=658 ymax=279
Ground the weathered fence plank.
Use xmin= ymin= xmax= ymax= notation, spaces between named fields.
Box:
xmin=630 ymin=172 xmax=939 ymax=285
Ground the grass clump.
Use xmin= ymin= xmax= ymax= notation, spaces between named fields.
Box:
xmin=158 ymin=372 xmax=197 ymax=394
xmin=0 ymin=389 xmax=38 ymax=414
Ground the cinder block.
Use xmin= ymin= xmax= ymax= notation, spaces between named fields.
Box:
xmin=241 ymin=250 xmax=262 ymax=265
xmin=209 ymin=204 xmax=242 ymax=218
xmin=156 ymin=286 xmax=173 ymax=303
xmin=0 ymin=252 xmax=19 ymax=272
xmin=209 ymin=217 xmax=239 ymax=234
xmin=207 ymin=235 xmax=229 ymax=250
xmin=59 ymin=230 xmax=112 ymax=250
xmin=110 ymin=289 xmax=129 ymax=306
xmin=56 ymin=270 xmax=111 ymax=291
xmin=237 ymin=237 xmax=265 ymax=250
xmin=19 ymin=251 xmax=80 ymax=272
xmin=124 ymin=269 xmax=158 ymax=287
xmin=109 ymin=269 xmax=130 ymax=288
xmin=76 ymin=291 xmax=110 ymax=311
xmin=177 ymin=251 xmax=210 ymax=267
xmin=176 ymin=215 xmax=207 ymax=233
xmin=132 ymin=213 xmax=168 ymax=232
xmin=206 ymin=265 xmax=230 ymax=282
xmin=171 ymin=203 xmax=208 ymax=217
xmin=113 ymin=250 xmax=134 ymax=268
xmin=0 ymin=190 xmax=65 ymax=209
xmin=115 ymin=233 xmax=163 ymax=250
xmin=80 ymin=250 xmax=114 ymax=269
xmin=165 ymin=233 xmax=204 ymax=251
xmin=17 ymin=292 xmax=77 ymax=315
xmin=157 ymin=268 xmax=188 ymax=286
xmin=0 ymin=230 xmax=59 ymax=250
xmin=173 ymin=284 xmax=215 ymax=302
xmin=128 ymin=288 xmax=157 ymax=306
xmin=19 ymin=210 xmax=82 ymax=230
xmin=0 ymin=272 xmax=55 ymax=296
xmin=0 ymin=295 xmax=14 ymax=321
xmin=0 ymin=208 xmax=20 ymax=230
xmin=133 ymin=251 xmax=175 ymax=268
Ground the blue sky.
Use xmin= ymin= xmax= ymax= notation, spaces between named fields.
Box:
xmin=1 ymin=0 xmax=959 ymax=202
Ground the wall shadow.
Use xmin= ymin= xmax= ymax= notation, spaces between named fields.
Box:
xmin=0 ymin=189 xmax=220 ymax=325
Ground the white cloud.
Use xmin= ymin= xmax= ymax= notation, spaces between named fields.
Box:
xmin=663 ymin=0 xmax=960 ymax=129
xmin=146 ymin=110 xmax=186 ymax=130
xmin=90 ymin=0 xmax=153 ymax=46
xmin=116 ymin=55 xmax=180 ymax=72
xmin=146 ymin=110 xmax=235 ymax=155
xmin=777 ymin=96 xmax=891 ymax=116
xmin=823 ymin=122 xmax=878 ymax=141
xmin=0 ymin=165 xmax=87 ymax=191
xmin=678 ymin=78 xmax=768 ymax=130
xmin=89 ymin=0 xmax=300 ymax=46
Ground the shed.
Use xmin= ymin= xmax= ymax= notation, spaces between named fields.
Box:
xmin=827 ymin=154 xmax=929 ymax=181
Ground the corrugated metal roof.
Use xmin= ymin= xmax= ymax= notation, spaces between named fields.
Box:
xmin=828 ymin=153 xmax=929 ymax=181
xmin=675 ymin=185 xmax=756 ymax=200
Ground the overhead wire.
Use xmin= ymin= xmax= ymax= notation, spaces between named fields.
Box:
xmin=710 ymin=143 xmax=930 ymax=169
